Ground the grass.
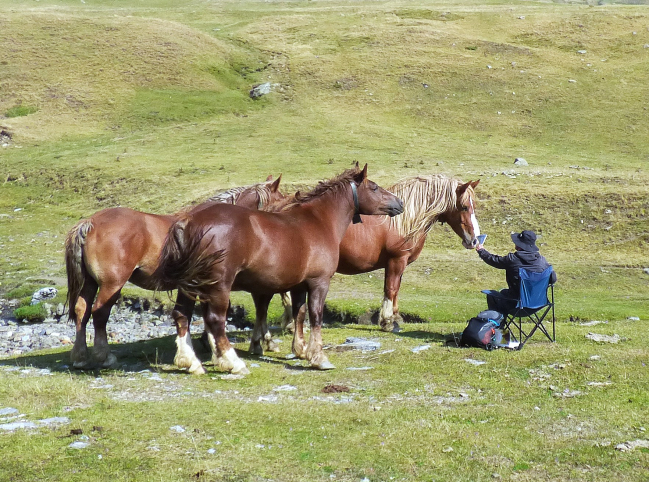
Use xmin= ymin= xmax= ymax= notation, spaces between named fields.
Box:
xmin=0 ymin=0 xmax=648 ymax=479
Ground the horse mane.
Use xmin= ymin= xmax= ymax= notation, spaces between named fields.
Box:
xmin=388 ymin=174 xmax=475 ymax=244
xmin=206 ymin=181 xmax=273 ymax=207
xmin=277 ymin=167 xmax=358 ymax=211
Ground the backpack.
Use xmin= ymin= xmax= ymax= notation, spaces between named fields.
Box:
xmin=460 ymin=310 xmax=504 ymax=351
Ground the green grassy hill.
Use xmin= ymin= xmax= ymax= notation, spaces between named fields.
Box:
xmin=1 ymin=0 xmax=648 ymax=321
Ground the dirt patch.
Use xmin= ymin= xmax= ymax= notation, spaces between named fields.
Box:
xmin=322 ymin=384 xmax=350 ymax=394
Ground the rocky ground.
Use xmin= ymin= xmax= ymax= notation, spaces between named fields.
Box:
xmin=0 ymin=297 xmax=252 ymax=359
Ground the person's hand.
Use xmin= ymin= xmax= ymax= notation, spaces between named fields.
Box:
xmin=475 ymin=244 xmax=484 ymax=251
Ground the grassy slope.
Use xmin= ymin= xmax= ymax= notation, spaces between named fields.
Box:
xmin=1 ymin=0 xmax=647 ymax=320
xmin=0 ymin=3 xmax=648 ymax=478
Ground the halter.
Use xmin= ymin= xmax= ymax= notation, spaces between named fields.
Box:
xmin=350 ymin=181 xmax=363 ymax=224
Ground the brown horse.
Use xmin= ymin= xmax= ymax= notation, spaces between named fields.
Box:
xmin=337 ymin=174 xmax=480 ymax=331
xmin=274 ymin=174 xmax=480 ymax=333
xmin=152 ymin=165 xmax=403 ymax=374
xmin=65 ymin=176 xmax=283 ymax=370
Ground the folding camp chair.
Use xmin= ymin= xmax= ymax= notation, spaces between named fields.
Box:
xmin=482 ymin=266 xmax=555 ymax=350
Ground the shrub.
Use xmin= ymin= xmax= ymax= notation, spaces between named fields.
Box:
xmin=14 ymin=303 xmax=47 ymax=323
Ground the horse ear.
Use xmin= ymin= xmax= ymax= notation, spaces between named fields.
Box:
xmin=270 ymin=174 xmax=282 ymax=192
xmin=361 ymin=163 xmax=368 ymax=179
xmin=470 ymin=179 xmax=480 ymax=189
xmin=456 ymin=181 xmax=471 ymax=196
xmin=266 ymin=175 xmax=273 ymax=181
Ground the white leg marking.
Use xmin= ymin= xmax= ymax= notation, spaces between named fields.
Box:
xmin=380 ymin=297 xmax=394 ymax=322
xmin=222 ymin=347 xmax=249 ymax=375
xmin=174 ymin=332 xmax=204 ymax=374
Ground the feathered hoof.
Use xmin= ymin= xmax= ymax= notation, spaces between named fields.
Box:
xmin=264 ymin=339 xmax=281 ymax=353
xmin=231 ymin=363 xmax=251 ymax=376
xmin=292 ymin=343 xmax=308 ymax=360
xmin=283 ymin=321 xmax=295 ymax=334
xmin=188 ymin=360 xmax=206 ymax=375
xmin=311 ymin=359 xmax=335 ymax=370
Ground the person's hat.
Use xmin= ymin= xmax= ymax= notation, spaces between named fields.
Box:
xmin=511 ymin=230 xmax=539 ymax=252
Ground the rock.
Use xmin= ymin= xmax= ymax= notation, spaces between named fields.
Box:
xmin=169 ymin=425 xmax=186 ymax=433
xmin=579 ymin=320 xmax=607 ymax=326
xmin=68 ymin=441 xmax=90 ymax=449
xmin=627 ymin=316 xmax=640 ymax=321
xmin=249 ymin=82 xmax=272 ymax=99
xmin=0 ymin=407 xmax=19 ymax=416
xmin=31 ymin=287 xmax=57 ymax=305
xmin=643 ymin=268 xmax=649 ymax=275
xmin=514 ymin=157 xmax=528 ymax=166
xmin=464 ymin=359 xmax=486 ymax=366
xmin=577 ymin=50 xmax=587 ymax=54
xmin=586 ymin=333 xmax=621 ymax=344
xmin=615 ymin=440 xmax=649 ymax=452
xmin=336 ymin=337 xmax=381 ymax=352
xmin=411 ymin=344 xmax=431 ymax=353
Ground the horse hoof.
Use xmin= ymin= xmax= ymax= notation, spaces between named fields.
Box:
xmin=313 ymin=360 xmax=336 ymax=370
xmin=100 ymin=353 xmax=117 ymax=368
xmin=72 ymin=360 xmax=92 ymax=370
xmin=249 ymin=341 xmax=264 ymax=356
xmin=232 ymin=364 xmax=250 ymax=376
xmin=391 ymin=324 xmax=402 ymax=333
xmin=380 ymin=322 xmax=395 ymax=333
xmin=188 ymin=361 xmax=206 ymax=375
xmin=264 ymin=340 xmax=281 ymax=353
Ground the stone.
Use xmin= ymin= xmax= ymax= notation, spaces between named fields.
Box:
xmin=336 ymin=337 xmax=381 ymax=352
xmin=31 ymin=287 xmax=57 ymax=305
xmin=249 ymin=82 xmax=272 ymax=99
xmin=514 ymin=157 xmax=528 ymax=166
xmin=411 ymin=344 xmax=431 ymax=353
xmin=586 ymin=333 xmax=621 ymax=344
xmin=615 ymin=440 xmax=649 ymax=452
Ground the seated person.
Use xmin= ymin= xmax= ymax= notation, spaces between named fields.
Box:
xmin=475 ymin=230 xmax=556 ymax=315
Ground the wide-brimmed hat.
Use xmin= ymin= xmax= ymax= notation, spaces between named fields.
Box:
xmin=511 ymin=230 xmax=539 ymax=252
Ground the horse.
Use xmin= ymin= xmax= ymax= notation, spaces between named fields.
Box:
xmin=152 ymin=164 xmax=404 ymax=375
xmin=274 ymin=174 xmax=480 ymax=333
xmin=337 ymin=175 xmax=481 ymax=331
xmin=64 ymin=176 xmax=284 ymax=370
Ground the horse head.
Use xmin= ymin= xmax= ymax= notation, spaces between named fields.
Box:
xmin=234 ymin=175 xmax=285 ymax=210
xmin=439 ymin=179 xmax=480 ymax=249
xmin=353 ymin=164 xmax=404 ymax=220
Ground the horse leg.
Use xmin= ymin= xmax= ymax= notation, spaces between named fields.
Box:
xmin=280 ymin=292 xmax=295 ymax=333
xmin=380 ymin=257 xmax=407 ymax=333
xmin=290 ymin=289 xmax=308 ymax=359
xmin=203 ymin=290 xmax=249 ymax=375
xmin=91 ymin=284 xmax=122 ymax=367
xmin=70 ymin=276 xmax=98 ymax=368
xmin=172 ymin=291 xmax=204 ymax=375
xmin=305 ymin=281 xmax=335 ymax=370
xmin=250 ymin=293 xmax=274 ymax=355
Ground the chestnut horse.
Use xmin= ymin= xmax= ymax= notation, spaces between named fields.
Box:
xmin=65 ymin=176 xmax=283 ymax=369
xmin=338 ymin=174 xmax=480 ymax=331
xmin=274 ymin=175 xmax=480 ymax=333
xmin=152 ymin=165 xmax=403 ymax=375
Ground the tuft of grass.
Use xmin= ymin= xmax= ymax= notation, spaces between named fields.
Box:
xmin=4 ymin=104 xmax=37 ymax=118
xmin=13 ymin=303 xmax=47 ymax=322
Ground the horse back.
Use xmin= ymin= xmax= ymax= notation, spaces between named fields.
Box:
xmin=84 ymin=207 xmax=176 ymax=281
xmin=190 ymin=203 xmax=339 ymax=292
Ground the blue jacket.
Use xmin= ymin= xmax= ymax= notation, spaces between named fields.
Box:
xmin=478 ymin=248 xmax=555 ymax=295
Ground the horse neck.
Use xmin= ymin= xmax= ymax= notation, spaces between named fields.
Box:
xmin=296 ymin=187 xmax=354 ymax=242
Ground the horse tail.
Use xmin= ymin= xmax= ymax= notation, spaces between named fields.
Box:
xmin=152 ymin=216 xmax=225 ymax=298
xmin=65 ymin=219 xmax=93 ymax=321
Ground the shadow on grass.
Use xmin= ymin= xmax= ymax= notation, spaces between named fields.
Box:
xmin=0 ymin=332 xmax=301 ymax=375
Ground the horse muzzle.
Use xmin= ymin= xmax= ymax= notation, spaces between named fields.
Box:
xmin=383 ymin=198 xmax=404 ymax=217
